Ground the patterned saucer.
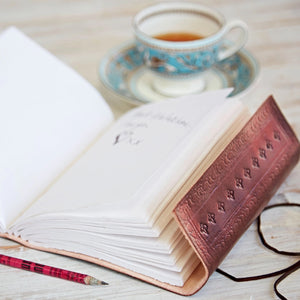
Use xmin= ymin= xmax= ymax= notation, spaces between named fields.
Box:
xmin=99 ymin=41 xmax=259 ymax=106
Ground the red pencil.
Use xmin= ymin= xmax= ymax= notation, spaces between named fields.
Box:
xmin=0 ymin=254 xmax=108 ymax=285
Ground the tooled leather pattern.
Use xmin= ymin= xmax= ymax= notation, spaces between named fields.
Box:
xmin=174 ymin=96 xmax=300 ymax=275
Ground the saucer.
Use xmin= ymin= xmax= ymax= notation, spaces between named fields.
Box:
xmin=99 ymin=41 xmax=259 ymax=106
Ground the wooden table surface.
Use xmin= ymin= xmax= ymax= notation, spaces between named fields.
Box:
xmin=0 ymin=0 xmax=299 ymax=299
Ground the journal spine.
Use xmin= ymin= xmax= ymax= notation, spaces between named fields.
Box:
xmin=174 ymin=96 xmax=300 ymax=277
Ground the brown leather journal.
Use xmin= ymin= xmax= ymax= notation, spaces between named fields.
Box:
xmin=173 ymin=95 xmax=300 ymax=295
xmin=1 ymin=96 xmax=299 ymax=296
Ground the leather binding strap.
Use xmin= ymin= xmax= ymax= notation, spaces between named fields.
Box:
xmin=173 ymin=96 xmax=300 ymax=293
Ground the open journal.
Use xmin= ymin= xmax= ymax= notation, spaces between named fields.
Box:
xmin=0 ymin=27 xmax=299 ymax=296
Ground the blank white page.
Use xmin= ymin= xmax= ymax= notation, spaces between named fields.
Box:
xmin=0 ymin=27 xmax=113 ymax=228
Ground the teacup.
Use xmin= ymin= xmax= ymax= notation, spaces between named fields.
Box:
xmin=133 ymin=2 xmax=248 ymax=96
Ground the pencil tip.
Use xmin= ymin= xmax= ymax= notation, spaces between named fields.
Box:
xmin=86 ymin=276 xmax=109 ymax=286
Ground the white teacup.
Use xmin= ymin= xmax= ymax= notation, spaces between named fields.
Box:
xmin=133 ymin=2 xmax=248 ymax=96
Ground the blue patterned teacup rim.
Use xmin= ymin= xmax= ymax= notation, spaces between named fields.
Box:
xmin=133 ymin=2 xmax=229 ymax=49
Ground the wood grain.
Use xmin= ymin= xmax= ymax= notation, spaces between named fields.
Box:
xmin=0 ymin=0 xmax=299 ymax=299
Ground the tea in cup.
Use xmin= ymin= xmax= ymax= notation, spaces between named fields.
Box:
xmin=133 ymin=2 xmax=248 ymax=96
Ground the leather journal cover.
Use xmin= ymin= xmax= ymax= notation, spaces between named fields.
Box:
xmin=1 ymin=96 xmax=299 ymax=296
xmin=173 ymin=95 xmax=300 ymax=295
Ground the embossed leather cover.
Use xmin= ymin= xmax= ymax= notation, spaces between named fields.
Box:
xmin=173 ymin=95 xmax=300 ymax=294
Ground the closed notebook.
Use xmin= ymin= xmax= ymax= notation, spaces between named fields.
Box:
xmin=0 ymin=27 xmax=299 ymax=295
